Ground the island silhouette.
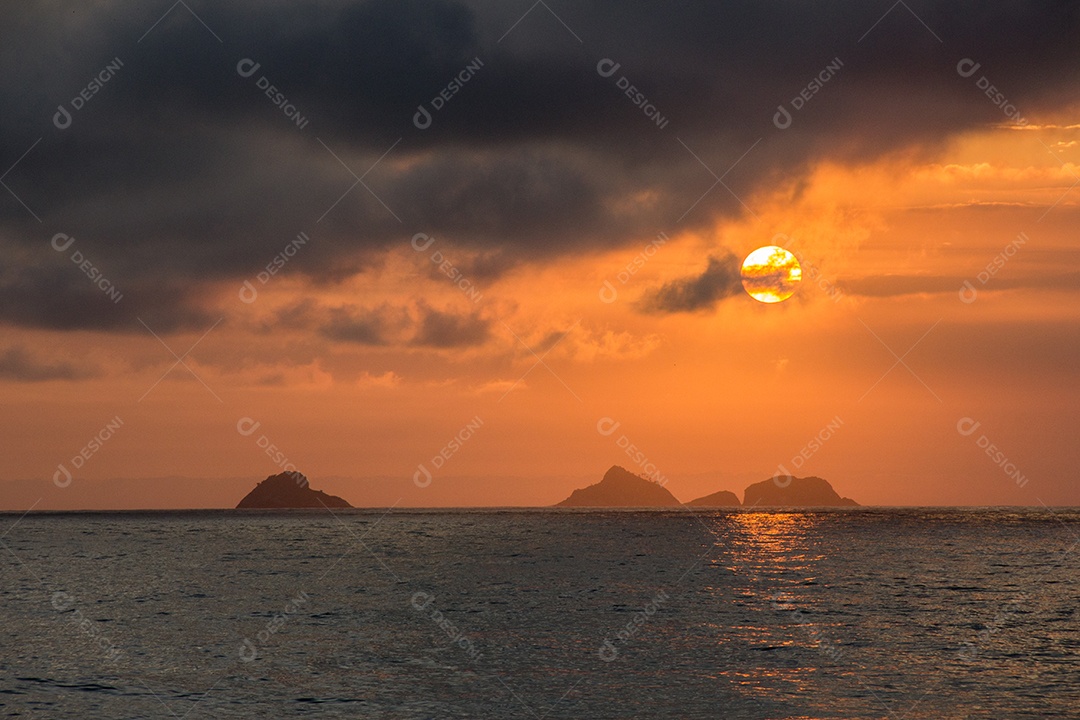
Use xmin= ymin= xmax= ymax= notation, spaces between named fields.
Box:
xmin=234 ymin=466 xmax=858 ymax=508
xmin=687 ymin=489 xmax=741 ymax=507
xmin=555 ymin=466 xmax=683 ymax=507
xmin=555 ymin=466 xmax=858 ymax=508
xmin=236 ymin=471 xmax=352 ymax=509
xmin=742 ymin=475 xmax=858 ymax=507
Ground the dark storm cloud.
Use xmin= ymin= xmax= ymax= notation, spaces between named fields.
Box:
xmin=642 ymin=265 xmax=1080 ymax=311
xmin=297 ymin=300 xmax=489 ymax=347
xmin=319 ymin=305 xmax=397 ymax=346
xmin=841 ymin=271 xmax=1080 ymax=298
xmin=0 ymin=264 xmax=215 ymax=332
xmin=1 ymin=0 xmax=1078 ymax=331
xmin=0 ymin=345 xmax=97 ymax=381
xmin=640 ymin=252 xmax=744 ymax=313
xmin=411 ymin=305 xmax=490 ymax=347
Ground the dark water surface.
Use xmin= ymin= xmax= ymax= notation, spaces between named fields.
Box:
xmin=1 ymin=508 xmax=1077 ymax=718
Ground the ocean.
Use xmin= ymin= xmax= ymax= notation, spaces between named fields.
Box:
xmin=1 ymin=508 xmax=1077 ymax=718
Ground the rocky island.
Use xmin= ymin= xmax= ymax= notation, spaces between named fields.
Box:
xmin=236 ymin=471 xmax=352 ymax=509
xmin=687 ymin=489 xmax=741 ymax=507
xmin=743 ymin=475 xmax=858 ymax=507
xmin=556 ymin=466 xmax=681 ymax=507
xmin=557 ymin=468 xmax=859 ymax=508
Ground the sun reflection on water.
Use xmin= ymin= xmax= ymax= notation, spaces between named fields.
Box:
xmin=709 ymin=511 xmax=851 ymax=706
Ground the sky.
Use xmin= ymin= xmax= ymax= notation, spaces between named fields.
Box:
xmin=1 ymin=1 xmax=1079 ymax=509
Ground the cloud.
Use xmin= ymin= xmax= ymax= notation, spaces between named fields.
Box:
xmin=505 ymin=323 xmax=661 ymax=362
xmin=411 ymin=305 xmax=490 ymax=347
xmin=0 ymin=264 xmax=215 ymax=333
xmin=319 ymin=305 xmax=398 ymax=346
xmin=639 ymin=252 xmax=744 ymax=313
xmin=355 ymin=370 xmax=402 ymax=388
xmin=0 ymin=345 xmax=97 ymax=381
xmin=279 ymin=300 xmax=490 ymax=348
xmin=842 ymin=271 xmax=1080 ymax=298
xmin=2 ymin=1 xmax=1079 ymax=331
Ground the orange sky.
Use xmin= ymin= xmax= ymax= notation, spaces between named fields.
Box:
xmin=5 ymin=121 xmax=1079 ymax=509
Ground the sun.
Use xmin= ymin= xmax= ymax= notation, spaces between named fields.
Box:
xmin=740 ymin=246 xmax=802 ymax=303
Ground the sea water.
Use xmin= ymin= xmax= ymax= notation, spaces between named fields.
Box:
xmin=1 ymin=508 xmax=1077 ymax=718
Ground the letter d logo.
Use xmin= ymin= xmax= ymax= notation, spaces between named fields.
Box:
xmin=239 ymin=280 xmax=258 ymax=304
xmin=411 ymin=232 xmax=435 ymax=251
xmin=596 ymin=58 xmax=621 ymax=78
xmin=956 ymin=417 xmax=981 ymax=437
xmin=773 ymin=104 xmax=792 ymax=130
xmin=413 ymin=105 xmax=432 ymax=130
xmin=959 ymin=280 xmax=977 ymax=304
xmin=53 ymin=105 xmax=72 ymax=130
xmin=236 ymin=58 xmax=261 ymax=78
xmin=598 ymin=639 xmax=619 ymax=662
xmin=772 ymin=232 xmax=792 ymax=248
xmin=51 ymin=591 xmax=75 ymax=611
xmin=239 ymin=638 xmax=258 ymax=662
xmin=596 ymin=417 xmax=621 ymax=437
xmin=413 ymin=464 xmax=432 ymax=488
xmin=236 ymin=417 xmax=261 ymax=436
xmin=956 ymin=58 xmax=981 ymax=78
xmin=598 ymin=280 xmax=618 ymax=304
xmin=53 ymin=464 xmax=72 ymax=488
xmin=51 ymin=233 xmax=75 ymax=252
